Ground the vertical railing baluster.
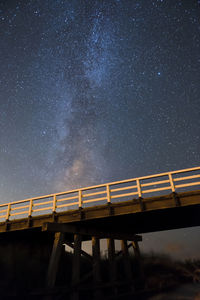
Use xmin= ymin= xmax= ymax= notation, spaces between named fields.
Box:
xmin=28 ymin=199 xmax=33 ymax=217
xmin=168 ymin=173 xmax=175 ymax=192
xmin=136 ymin=179 xmax=142 ymax=198
xmin=78 ymin=190 xmax=82 ymax=208
xmin=52 ymin=195 xmax=57 ymax=212
xmin=6 ymin=203 xmax=11 ymax=221
xmin=107 ymin=185 xmax=111 ymax=203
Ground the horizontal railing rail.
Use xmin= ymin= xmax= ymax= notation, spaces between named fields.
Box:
xmin=0 ymin=166 xmax=199 ymax=222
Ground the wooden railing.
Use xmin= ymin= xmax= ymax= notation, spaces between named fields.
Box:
xmin=0 ymin=166 xmax=200 ymax=222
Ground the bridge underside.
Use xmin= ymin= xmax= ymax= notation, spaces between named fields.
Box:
xmin=83 ymin=199 xmax=200 ymax=235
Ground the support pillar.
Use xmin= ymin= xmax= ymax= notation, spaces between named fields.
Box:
xmin=120 ymin=240 xmax=134 ymax=292
xmin=107 ymin=238 xmax=117 ymax=296
xmin=46 ymin=232 xmax=65 ymax=288
xmin=92 ymin=237 xmax=102 ymax=299
xmin=132 ymin=241 xmax=140 ymax=258
xmin=132 ymin=240 xmax=145 ymax=287
xmin=71 ymin=234 xmax=82 ymax=300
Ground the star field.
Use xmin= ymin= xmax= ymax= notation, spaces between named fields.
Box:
xmin=0 ymin=0 xmax=200 ymax=258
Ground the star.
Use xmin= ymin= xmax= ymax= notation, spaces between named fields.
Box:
xmin=0 ymin=0 xmax=200 ymax=259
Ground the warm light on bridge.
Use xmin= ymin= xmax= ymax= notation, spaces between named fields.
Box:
xmin=0 ymin=166 xmax=200 ymax=222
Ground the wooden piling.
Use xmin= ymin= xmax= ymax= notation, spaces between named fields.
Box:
xmin=92 ymin=237 xmax=102 ymax=299
xmin=71 ymin=234 xmax=82 ymax=300
xmin=120 ymin=240 xmax=134 ymax=292
xmin=132 ymin=240 xmax=141 ymax=258
xmin=46 ymin=232 xmax=65 ymax=288
xmin=107 ymin=238 xmax=117 ymax=296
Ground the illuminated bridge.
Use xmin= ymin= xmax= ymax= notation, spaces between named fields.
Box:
xmin=0 ymin=166 xmax=199 ymax=299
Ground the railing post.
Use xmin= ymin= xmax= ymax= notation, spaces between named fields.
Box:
xmin=6 ymin=203 xmax=11 ymax=221
xmin=78 ymin=190 xmax=82 ymax=208
xmin=168 ymin=173 xmax=175 ymax=192
xmin=28 ymin=199 xmax=33 ymax=217
xmin=52 ymin=195 xmax=57 ymax=212
xmin=136 ymin=179 xmax=142 ymax=198
xmin=106 ymin=185 xmax=111 ymax=203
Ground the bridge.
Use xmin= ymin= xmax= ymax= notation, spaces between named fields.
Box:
xmin=0 ymin=166 xmax=199 ymax=299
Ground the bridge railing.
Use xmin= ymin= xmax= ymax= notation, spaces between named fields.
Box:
xmin=0 ymin=166 xmax=199 ymax=222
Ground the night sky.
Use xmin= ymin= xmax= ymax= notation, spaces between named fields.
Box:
xmin=0 ymin=0 xmax=200 ymax=259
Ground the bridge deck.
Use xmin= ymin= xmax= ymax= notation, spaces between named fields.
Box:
xmin=0 ymin=166 xmax=199 ymax=235
xmin=0 ymin=189 xmax=200 ymax=235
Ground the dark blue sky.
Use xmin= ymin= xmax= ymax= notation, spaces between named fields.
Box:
xmin=0 ymin=0 xmax=200 ymax=258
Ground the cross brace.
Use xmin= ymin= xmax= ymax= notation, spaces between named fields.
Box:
xmin=42 ymin=222 xmax=142 ymax=242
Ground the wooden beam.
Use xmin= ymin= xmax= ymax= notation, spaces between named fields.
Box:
xmin=65 ymin=241 xmax=92 ymax=262
xmin=120 ymin=240 xmax=134 ymax=292
xmin=42 ymin=222 xmax=142 ymax=242
xmin=92 ymin=237 xmax=102 ymax=299
xmin=132 ymin=241 xmax=145 ymax=286
xmin=71 ymin=234 xmax=82 ymax=300
xmin=121 ymin=240 xmax=133 ymax=280
xmin=46 ymin=232 xmax=65 ymax=288
xmin=116 ymin=242 xmax=132 ymax=257
xmin=132 ymin=240 xmax=141 ymax=258
xmin=107 ymin=238 xmax=117 ymax=296
xmin=72 ymin=234 xmax=82 ymax=284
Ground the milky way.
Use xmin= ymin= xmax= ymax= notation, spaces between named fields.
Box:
xmin=0 ymin=0 xmax=200 ymax=258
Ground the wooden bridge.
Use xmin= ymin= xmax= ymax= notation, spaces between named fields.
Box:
xmin=0 ymin=166 xmax=199 ymax=299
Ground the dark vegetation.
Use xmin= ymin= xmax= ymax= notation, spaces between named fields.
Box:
xmin=142 ymin=253 xmax=200 ymax=290
xmin=53 ymin=251 xmax=200 ymax=299
xmin=0 ymin=231 xmax=199 ymax=299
